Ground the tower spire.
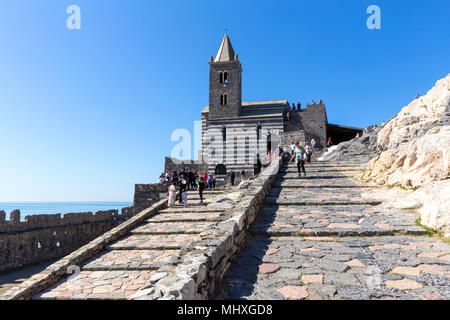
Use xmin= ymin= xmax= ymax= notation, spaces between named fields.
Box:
xmin=214 ymin=34 xmax=236 ymax=62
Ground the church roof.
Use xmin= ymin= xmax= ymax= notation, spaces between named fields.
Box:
xmin=201 ymin=100 xmax=289 ymax=118
xmin=214 ymin=34 xmax=236 ymax=62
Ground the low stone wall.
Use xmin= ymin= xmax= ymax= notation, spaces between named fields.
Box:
xmin=0 ymin=201 xmax=167 ymax=300
xmin=0 ymin=207 xmax=133 ymax=273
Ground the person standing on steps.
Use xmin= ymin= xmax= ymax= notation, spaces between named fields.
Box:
xmin=327 ymin=137 xmax=333 ymax=147
xmin=181 ymin=190 xmax=188 ymax=208
xmin=230 ymin=170 xmax=235 ymax=186
xmin=305 ymin=142 xmax=313 ymax=163
xmin=290 ymin=141 xmax=296 ymax=162
xmin=206 ymin=174 xmax=212 ymax=189
xmin=241 ymin=168 xmax=246 ymax=181
xmin=310 ymin=138 xmax=316 ymax=152
xmin=168 ymin=182 xmax=177 ymax=207
xmin=198 ymin=176 xmax=206 ymax=204
xmin=178 ymin=175 xmax=187 ymax=204
xmin=290 ymin=141 xmax=307 ymax=177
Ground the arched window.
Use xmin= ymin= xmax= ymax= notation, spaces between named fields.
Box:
xmin=220 ymin=94 xmax=228 ymax=106
xmin=219 ymin=72 xmax=223 ymax=84
xmin=224 ymin=71 xmax=228 ymax=84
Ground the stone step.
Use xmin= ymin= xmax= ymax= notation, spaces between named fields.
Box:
xmin=279 ymin=168 xmax=363 ymax=173
xmin=272 ymin=179 xmax=373 ymax=188
xmin=281 ymin=162 xmax=361 ymax=165
xmin=265 ymin=199 xmax=382 ymax=206
xmin=186 ymin=190 xmax=226 ymax=194
xmin=107 ymin=234 xmax=201 ymax=250
xmin=130 ymin=221 xmax=216 ymax=235
xmin=82 ymin=249 xmax=180 ymax=271
xmin=147 ymin=212 xmax=226 ymax=223
xmin=252 ymin=228 xmax=427 ymax=237
xmin=278 ymin=172 xmax=359 ymax=179
xmin=34 ymin=270 xmax=158 ymax=300
xmin=252 ymin=203 xmax=426 ymax=236
xmin=158 ymin=207 xmax=225 ymax=214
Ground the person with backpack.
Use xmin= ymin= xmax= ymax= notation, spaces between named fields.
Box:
xmin=290 ymin=141 xmax=307 ymax=177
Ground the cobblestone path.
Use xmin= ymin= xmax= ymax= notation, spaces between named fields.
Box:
xmin=217 ymin=161 xmax=450 ymax=300
xmin=33 ymin=190 xmax=228 ymax=300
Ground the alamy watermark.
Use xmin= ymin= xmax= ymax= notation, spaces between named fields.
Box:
xmin=366 ymin=5 xmax=381 ymax=30
xmin=66 ymin=265 xmax=81 ymax=281
xmin=66 ymin=5 xmax=81 ymax=30
xmin=365 ymin=265 xmax=383 ymax=289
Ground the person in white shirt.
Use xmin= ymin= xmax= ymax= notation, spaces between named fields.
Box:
xmin=290 ymin=141 xmax=296 ymax=162
xmin=310 ymin=138 xmax=316 ymax=151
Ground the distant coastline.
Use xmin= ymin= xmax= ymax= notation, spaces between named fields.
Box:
xmin=0 ymin=202 xmax=133 ymax=220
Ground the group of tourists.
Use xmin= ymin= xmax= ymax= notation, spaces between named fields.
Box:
xmin=278 ymin=139 xmax=315 ymax=178
xmin=159 ymin=170 xmax=217 ymax=190
xmin=160 ymin=169 xmax=218 ymax=208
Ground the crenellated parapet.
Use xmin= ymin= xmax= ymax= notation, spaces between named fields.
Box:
xmin=0 ymin=206 xmax=133 ymax=273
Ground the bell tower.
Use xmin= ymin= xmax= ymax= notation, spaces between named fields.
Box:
xmin=208 ymin=34 xmax=242 ymax=120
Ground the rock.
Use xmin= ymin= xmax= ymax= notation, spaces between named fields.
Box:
xmin=324 ymin=74 xmax=450 ymax=238
xmin=301 ymin=274 xmax=323 ymax=285
xmin=345 ymin=259 xmax=367 ymax=269
xmin=258 ymin=263 xmax=280 ymax=274
xmin=389 ymin=266 xmax=422 ymax=277
xmin=319 ymin=125 xmax=382 ymax=163
xmin=276 ymin=286 xmax=309 ymax=300
xmin=385 ymin=279 xmax=423 ymax=290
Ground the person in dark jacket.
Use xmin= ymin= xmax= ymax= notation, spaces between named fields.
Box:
xmin=198 ymin=176 xmax=206 ymax=204
xmin=230 ymin=170 xmax=235 ymax=186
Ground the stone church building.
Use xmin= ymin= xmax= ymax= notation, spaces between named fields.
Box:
xmin=165 ymin=34 xmax=361 ymax=176
xmin=198 ymin=34 xmax=361 ymax=176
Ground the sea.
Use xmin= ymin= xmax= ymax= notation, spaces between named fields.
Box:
xmin=0 ymin=202 xmax=133 ymax=221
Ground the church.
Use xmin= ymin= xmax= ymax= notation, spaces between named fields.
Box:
xmin=198 ymin=34 xmax=362 ymax=176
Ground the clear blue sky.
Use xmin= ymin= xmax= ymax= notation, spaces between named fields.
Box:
xmin=0 ymin=0 xmax=449 ymax=202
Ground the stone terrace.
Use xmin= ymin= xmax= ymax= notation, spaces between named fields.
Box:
xmin=216 ymin=160 xmax=450 ymax=300
xmin=2 ymin=158 xmax=449 ymax=300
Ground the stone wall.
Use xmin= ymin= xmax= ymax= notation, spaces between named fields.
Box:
xmin=0 ymin=201 xmax=167 ymax=300
xmin=286 ymin=104 xmax=328 ymax=148
xmin=0 ymin=207 xmax=133 ymax=273
xmin=280 ymin=131 xmax=306 ymax=150
xmin=133 ymin=184 xmax=168 ymax=214
xmin=164 ymin=157 xmax=207 ymax=175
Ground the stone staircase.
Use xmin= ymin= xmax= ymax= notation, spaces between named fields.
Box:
xmin=217 ymin=160 xmax=450 ymax=300
xmin=27 ymin=189 xmax=233 ymax=300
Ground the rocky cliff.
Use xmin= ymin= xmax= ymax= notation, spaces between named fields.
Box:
xmin=363 ymin=74 xmax=450 ymax=187
xmin=322 ymin=74 xmax=450 ymax=237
